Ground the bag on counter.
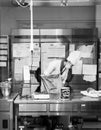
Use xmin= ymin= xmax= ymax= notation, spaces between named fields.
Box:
xmin=41 ymin=74 xmax=63 ymax=94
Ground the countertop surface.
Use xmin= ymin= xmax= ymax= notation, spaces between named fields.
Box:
xmin=14 ymin=91 xmax=101 ymax=116
xmin=0 ymin=92 xmax=18 ymax=102
xmin=14 ymin=92 xmax=101 ymax=104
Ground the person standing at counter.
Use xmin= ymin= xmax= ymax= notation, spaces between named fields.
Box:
xmin=43 ymin=50 xmax=81 ymax=86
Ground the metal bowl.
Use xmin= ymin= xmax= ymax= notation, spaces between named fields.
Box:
xmin=0 ymin=81 xmax=11 ymax=98
xmin=1 ymin=87 xmax=11 ymax=98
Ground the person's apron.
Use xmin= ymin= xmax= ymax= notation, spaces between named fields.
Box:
xmin=41 ymin=74 xmax=63 ymax=94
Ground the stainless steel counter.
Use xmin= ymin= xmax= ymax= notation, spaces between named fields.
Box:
xmin=14 ymin=92 xmax=101 ymax=116
xmin=0 ymin=93 xmax=18 ymax=130
xmin=14 ymin=92 xmax=101 ymax=130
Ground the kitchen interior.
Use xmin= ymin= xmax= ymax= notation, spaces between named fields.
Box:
xmin=1 ymin=0 xmax=101 ymax=130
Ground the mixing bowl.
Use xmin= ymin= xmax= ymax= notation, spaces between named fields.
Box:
xmin=0 ymin=81 xmax=11 ymax=98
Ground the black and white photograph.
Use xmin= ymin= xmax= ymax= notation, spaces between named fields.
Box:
xmin=0 ymin=0 xmax=101 ymax=130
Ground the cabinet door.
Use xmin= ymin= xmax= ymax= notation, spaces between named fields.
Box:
xmin=0 ymin=112 xmax=9 ymax=130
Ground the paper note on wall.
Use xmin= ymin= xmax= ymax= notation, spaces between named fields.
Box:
xmin=78 ymin=45 xmax=94 ymax=58
xmin=32 ymin=58 xmax=39 ymax=67
xmin=81 ymin=52 xmax=93 ymax=58
xmin=72 ymin=60 xmax=82 ymax=74
xmin=83 ymin=75 xmax=96 ymax=82
xmin=0 ymin=44 xmax=7 ymax=49
xmin=32 ymin=47 xmax=40 ymax=67
xmin=78 ymin=45 xmax=94 ymax=53
xmin=48 ymin=45 xmax=65 ymax=58
xmin=14 ymin=73 xmax=22 ymax=81
xmin=83 ymin=64 xmax=97 ymax=75
xmin=69 ymin=44 xmax=75 ymax=53
xmin=0 ymin=56 xmax=7 ymax=61
xmin=99 ymin=73 xmax=101 ymax=78
xmin=0 ymin=50 xmax=7 ymax=55
xmin=41 ymin=43 xmax=65 ymax=73
xmin=23 ymin=65 xmax=30 ymax=83
xmin=0 ymin=62 xmax=6 ymax=67
xmin=13 ymin=43 xmax=30 ymax=57
xmin=33 ymin=47 xmax=40 ymax=59
xmin=41 ymin=43 xmax=48 ymax=53
xmin=14 ymin=57 xmax=30 ymax=74
xmin=0 ymin=38 xmax=7 ymax=43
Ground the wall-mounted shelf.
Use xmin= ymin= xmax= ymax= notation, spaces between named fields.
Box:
xmin=0 ymin=35 xmax=10 ymax=81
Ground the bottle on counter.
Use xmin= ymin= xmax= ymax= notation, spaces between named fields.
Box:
xmin=61 ymin=86 xmax=70 ymax=99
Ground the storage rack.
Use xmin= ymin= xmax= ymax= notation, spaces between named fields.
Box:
xmin=0 ymin=35 xmax=10 ymax=81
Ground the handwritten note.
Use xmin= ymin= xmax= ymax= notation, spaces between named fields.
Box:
xmin=0 ymin=62 xmax=6 ymax=67
xmin=13 ymin=43 xmax=30 ymax=57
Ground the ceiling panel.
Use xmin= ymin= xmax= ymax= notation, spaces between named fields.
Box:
xmin=0 ymin=0 xmax=13 ymax=7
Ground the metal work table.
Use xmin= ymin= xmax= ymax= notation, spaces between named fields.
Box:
xmin=0 ymin=93 xmax=17 ymax=130
xmin=14 ymin=92 xmax=101 ymax=130
xmin=14 ymin=93 xmax=101 ymax=116
xmin=14 ymin=92 xmax=101 ymax=116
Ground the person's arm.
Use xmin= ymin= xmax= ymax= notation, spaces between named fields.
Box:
xmin=44 ymin=60 xmax=57 ymax=75
xmin=61 ymin=51 xmax=81 ymax=84
xmin=61 ymin=60 xmax=73 ymax=84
